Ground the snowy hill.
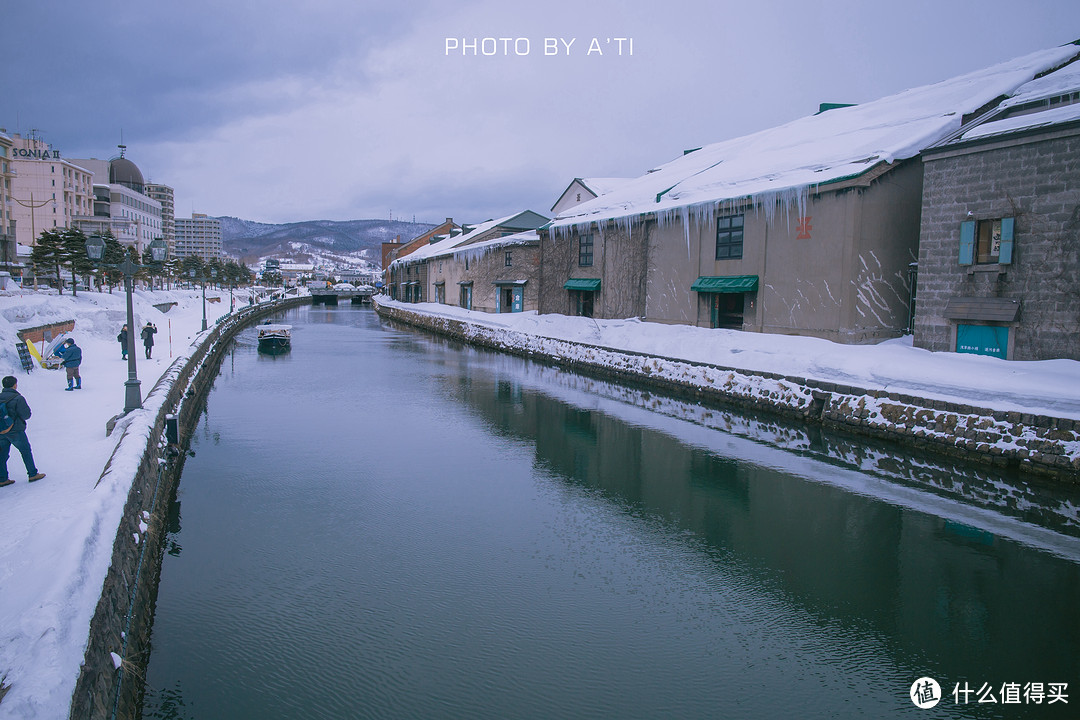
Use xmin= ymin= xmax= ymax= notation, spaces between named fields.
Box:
xmin=218 ymin=216 xmax=436 ymax=267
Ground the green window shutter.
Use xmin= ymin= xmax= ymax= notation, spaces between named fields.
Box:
xmin=998 ymin=217 xmax=1014 ymax=264
xmin=959 ymin=220 xmax=975 ymax=265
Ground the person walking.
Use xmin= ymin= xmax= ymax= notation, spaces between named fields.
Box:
xmin=57 ymin=338 xmax=83 ymax=391
xmin=117 ymin=325 xmax=129 ymax=360
xmin=141 ymin=321 xmax=158 ymax=359
xmin=0 ymin=376 xmax=45 ymax=487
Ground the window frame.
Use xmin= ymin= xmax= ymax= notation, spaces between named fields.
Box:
xmin=715 ymin=214 xmax=744 ymax=260
xmin=578 ymin=233 xmax=594 ymax=267
xmin=959 ymin=217 xmax=1014 ymax=265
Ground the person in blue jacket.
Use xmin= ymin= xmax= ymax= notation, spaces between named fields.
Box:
xmin=57 ymin=338 xmax=82 ymax=391
xmin=0 ymin=375 xmax=45 ymax=486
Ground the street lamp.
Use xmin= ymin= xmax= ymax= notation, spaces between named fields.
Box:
xmin=189 ymin=265 xmax=217 ymax=331
xmin=87 ymin=236 xmax=168 ymax=413
xmin=189 ymin=269 xmax=207 ymax=331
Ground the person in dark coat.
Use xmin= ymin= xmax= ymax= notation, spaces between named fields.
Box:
xmin=0 ymin=376 xmax=45 ymax=487
xmin=117 ymin=325 xmax=129 ymax=359
xmin=141 ymin=322 xmax=158 ymax=359
xmin=57 ymin=338 xmax=83 ymax=391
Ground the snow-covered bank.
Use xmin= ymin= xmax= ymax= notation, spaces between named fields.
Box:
xmin=373 ymin=297 xmax=1080 ymax=477
xmin=0 ymin=286 xmax=263 ymax=719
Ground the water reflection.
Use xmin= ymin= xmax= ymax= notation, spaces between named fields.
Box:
xmin=142 ymin=307 xmax=1080 ymax=720
xmin=433 ymin=335 xmax=1080 ymax=694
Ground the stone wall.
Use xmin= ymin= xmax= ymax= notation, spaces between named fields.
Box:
xmin=538 ymin=223 xmax=649 ymax=319
xmin=68 ymin=296 xmax=308 ymax=720
xmin=375 ymin=299 xmax=1080 ymax=482
xmin=914 ymin=128 xmax=1080 ymax=360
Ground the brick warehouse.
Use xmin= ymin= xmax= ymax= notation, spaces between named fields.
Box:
xmin=914 ymin=59 xmax=1080 ymax=361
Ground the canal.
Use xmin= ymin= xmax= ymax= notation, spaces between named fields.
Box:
xmin=141 ymin=304 xmax=1080 ymax=719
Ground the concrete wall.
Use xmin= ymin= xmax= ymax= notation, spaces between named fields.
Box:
xmin=914 ymin=128 xmax=1080 ymax=360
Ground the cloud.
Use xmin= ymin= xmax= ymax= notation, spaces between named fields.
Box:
xmin=5 ymin=0 xmax=1080 ymax=225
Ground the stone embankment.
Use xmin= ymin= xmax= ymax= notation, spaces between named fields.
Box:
xmin=70 ymin=296 xmax=308 ymax=720
xmin=374 ymin=300 xmax=1080 ymax=483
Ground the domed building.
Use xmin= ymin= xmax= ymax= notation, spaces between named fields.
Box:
xmin=109 ymin=154 xmax=145 ymax=195
xmin=68 ymin=147 xmax=164 ymax=252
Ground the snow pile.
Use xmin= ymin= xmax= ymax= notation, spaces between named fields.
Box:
xmin=0 ymin=285 xmax=240 ymax=719
xmin=374 ymin=298 xmax=1080 ymax=420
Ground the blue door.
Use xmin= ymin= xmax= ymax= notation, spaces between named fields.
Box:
xmin=956 ymin=324 xmax=1009 ymax=359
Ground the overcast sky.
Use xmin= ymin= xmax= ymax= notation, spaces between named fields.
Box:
xmin=5 ymin=1 xmax=1078 ymax=225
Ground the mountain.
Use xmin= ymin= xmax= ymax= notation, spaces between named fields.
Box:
xmin=217 ymin=216 xmax=437 ymax=268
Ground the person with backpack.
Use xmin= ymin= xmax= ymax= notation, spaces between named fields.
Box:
xmin=141 ymin=321 xmax=158 ymax=359
xmin=117 ymin=325 xmax=129 ymax=360
xmin=57 ymin=338 xmax=82 ymax=391
xmin=0 ymin=375 xmax=45 ymax=487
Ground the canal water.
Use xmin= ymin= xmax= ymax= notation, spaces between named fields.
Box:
xmin=141 ymin=304 xmax=1080 ymax=720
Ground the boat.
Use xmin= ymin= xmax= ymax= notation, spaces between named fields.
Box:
xmin=257 ymin=323 xmax=292 ymax=353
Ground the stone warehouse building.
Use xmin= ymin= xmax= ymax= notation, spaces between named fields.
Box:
xmin=389 ymin=211 xmax=547 ymax=310
xmin=914 ymin=59 xmax=1080 ymax=361
xmin=538 ymin=42 xmax=1080 ymax=346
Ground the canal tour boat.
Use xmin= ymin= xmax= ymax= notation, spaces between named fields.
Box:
xmin=257 ymin=323 xmax=292 ymax=353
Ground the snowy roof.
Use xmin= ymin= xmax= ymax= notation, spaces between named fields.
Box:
xmin=551 ymin=177 xmax=634 ymax=213
xmin=579 ymin=177 xmax=633 ymax=196
xmin=958 ymin=58 xmax=1080 ymax=141
xmin=552 ymin=43 xmax=1080 ymax=232
xmin=431 ymin=230 xmax=539 ymax=262
xmin=390 ymin=211 xmax=547 ymax=268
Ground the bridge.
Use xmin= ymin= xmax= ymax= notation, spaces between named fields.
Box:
xmin=308 ymin=285 xmax=376 ymax=305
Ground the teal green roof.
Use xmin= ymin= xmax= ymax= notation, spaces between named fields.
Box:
xmin=690 ymin=275 xmax=759 ymax=292
xmin=564 ymin=278 xmax=601 ymax=291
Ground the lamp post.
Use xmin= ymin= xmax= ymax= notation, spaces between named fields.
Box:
xmin=189 ymin=265 xmax=218 ymax=331
xmin=190 ymin=269 xmax=206 ymax=331
xmin=87 ymin=236 xmax=168 ymax=412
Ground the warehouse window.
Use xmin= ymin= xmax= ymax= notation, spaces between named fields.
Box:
xmin=715 ymin=214 xmax=744 ymax=260
xmin=960 ymin=217 xmax=1014 ymax=265
xmin=579 ymin=233 xmax=594 ymax=266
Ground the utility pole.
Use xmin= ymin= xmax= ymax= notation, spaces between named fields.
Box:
xmin=13 ymin=191 xmax=51 ymax=289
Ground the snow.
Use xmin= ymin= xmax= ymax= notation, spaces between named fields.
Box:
xmin=961 ymin=101 xmax=1080 ymax=139
xmin=1 ymin=285 xmax=1079 ymax=717
xmin=0 ymin=285 xmax=241 ymax=720
xmin=374 ymin=299 xmax=1080 ymax=420
xmin=578 ymin=177 xmax=633 ymax=196
xmin=961 ymin=59 xmax=1080 ymax=140
xmin=999 ymin=56 xmax=1080 ymax=108
xmin=551 ymin=44 xmax=1080 ymax=234
xmin=389 ymin=213 xmax=543 ymax=268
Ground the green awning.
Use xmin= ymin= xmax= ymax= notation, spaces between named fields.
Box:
xmin=564 ymin=278 xmax=601 ymax=291
xmin=691 ymin=275 xmax=759 ymax=292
